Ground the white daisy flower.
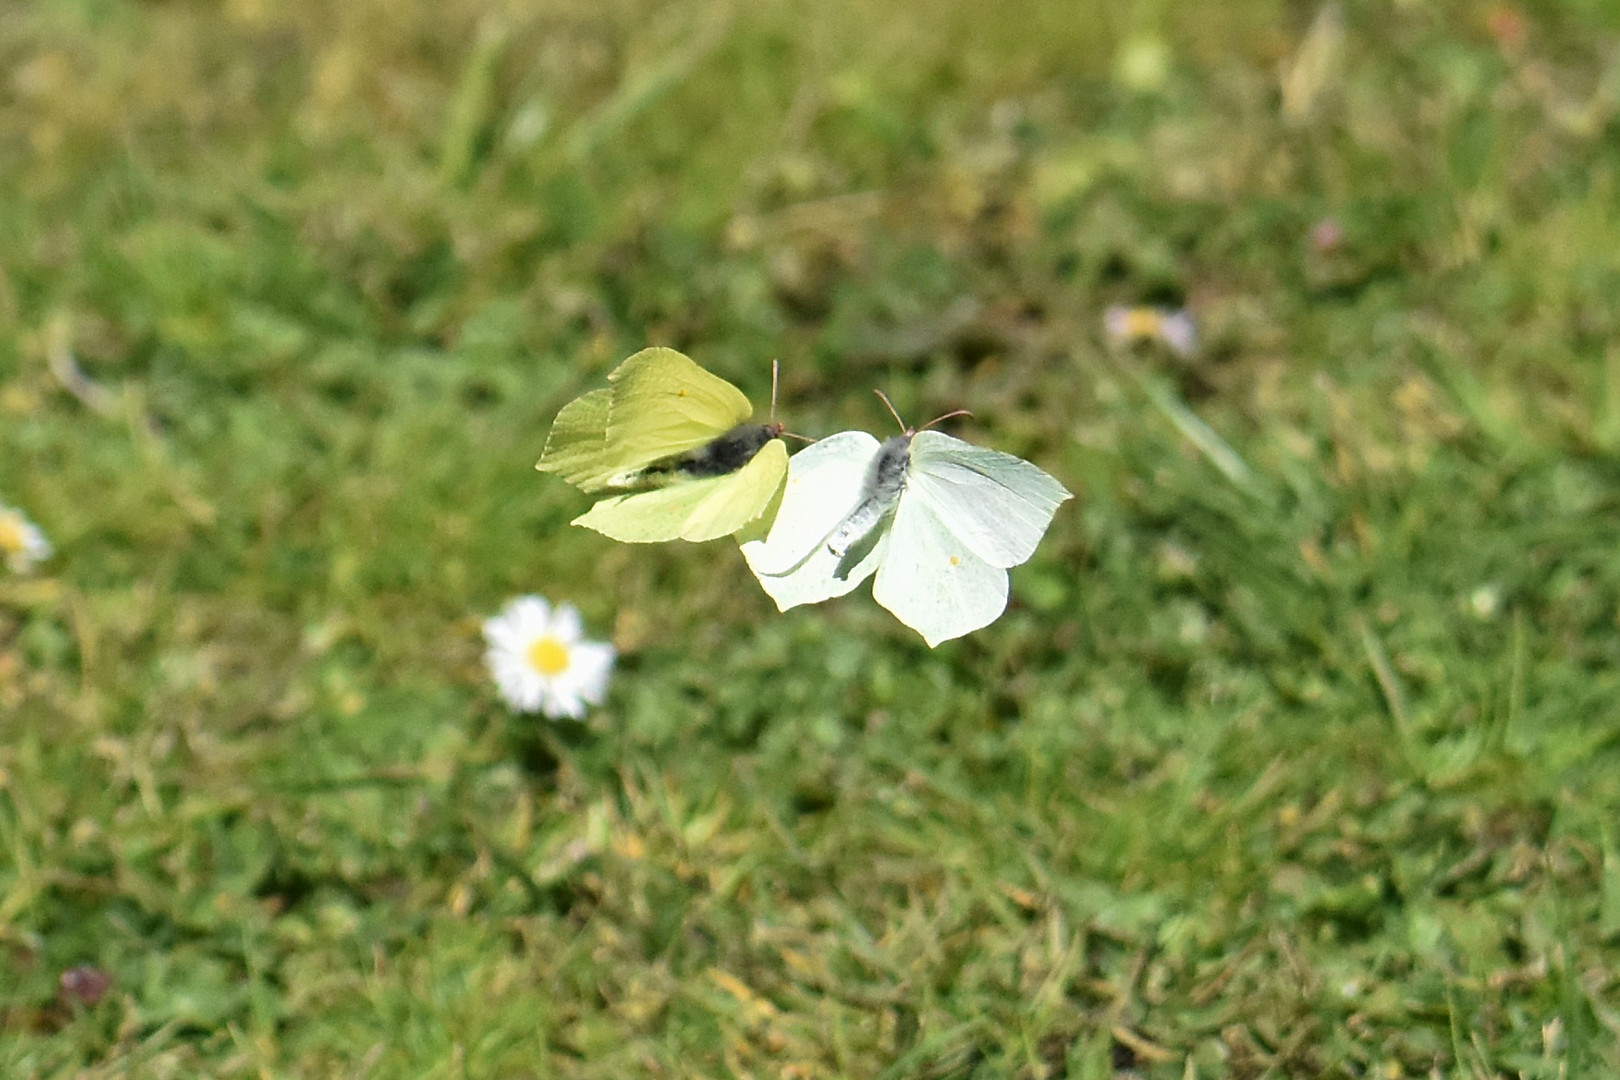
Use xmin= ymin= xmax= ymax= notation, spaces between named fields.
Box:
xmin=482 ymin=596 xmax=615 ymax=719
xmin=1103 ymin=304 xmax=1198 ymax=358
xmin=0 ymin=503 xmax=52 ymax=573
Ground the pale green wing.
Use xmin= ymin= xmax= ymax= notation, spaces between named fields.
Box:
xmin=535 ymin=389 xmax=621 ymax=490
xmin=905 ymin=431 xmax=1072 ymax=569
xmin=740 ymin=431 xmax=884 ymax=610
xmin=574 ymin=439 xmax=787 ymax=543
xmin=871 ymin=477 xmax=1009 ymax=647
xmin=603 ymin=347 xmax=754 ymax=464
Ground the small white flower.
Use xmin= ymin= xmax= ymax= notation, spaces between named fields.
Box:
xmin=1103 ymin=304 xmax=1198 ymax=358
xmin=483 ymin=596 xmax=614 ymax=719
xmin=0 ymin=503 xmax=52 ymax=573
xmin=1469 ymin=584 xmax=1501 ymax=621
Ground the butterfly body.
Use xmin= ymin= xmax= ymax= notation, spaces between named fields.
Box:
xmin=657 ymin=422 xmax=786 ymax=480
xmin=827 ymin=434 xmax=912 ymax=557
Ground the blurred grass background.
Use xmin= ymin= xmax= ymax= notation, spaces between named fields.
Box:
xmin=4 ymin=0 xmax=1620 ymax=1075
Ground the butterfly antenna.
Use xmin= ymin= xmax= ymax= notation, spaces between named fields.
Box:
xmin=763 ymin=359 xmax=802 ymax=441
xmin=920 ymin=408 xmax=973 ymax=431
xmin=873 ymin=389 xmax=908 ymax=433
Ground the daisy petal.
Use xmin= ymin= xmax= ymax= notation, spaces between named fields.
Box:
xmin=550 ymin=603 xmax=584 ymax=643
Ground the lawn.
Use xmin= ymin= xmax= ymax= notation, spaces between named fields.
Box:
xmin=3 ymin=0 xmax=1620 ymax=1076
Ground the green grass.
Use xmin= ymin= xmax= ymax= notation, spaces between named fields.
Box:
xmin=4 ymin=0 xmax=1620 ymax=1075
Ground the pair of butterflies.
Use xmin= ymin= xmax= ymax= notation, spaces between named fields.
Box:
xmin=536 ymin=347 xmax=1071 ymax=646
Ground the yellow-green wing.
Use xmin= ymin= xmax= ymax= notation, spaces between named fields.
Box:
xmin=535 ymin=389 xmax=620 ymax=489
xmin=572 ymin=439 xmax=788 ymax=543
xmin=603 ymin=347 xmax=753 ymax=464
xmin=730 ymin=457 xmax=787 ymax=545
xmin=536 ymin=348 xmax=753 ymax=491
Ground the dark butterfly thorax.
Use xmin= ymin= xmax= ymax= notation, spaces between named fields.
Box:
xmin=636 ymin=423 xmax=783 ymax=484
xmin=679 ymin=424 xmax=781 ymax=477
xmin=867 ymin=435 xmax=913 ymax=497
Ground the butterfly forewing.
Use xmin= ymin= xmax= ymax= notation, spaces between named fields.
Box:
xmin=904 ymin=431 xmax=1072 ymax=569
xmin=604 ymin=347 xmax=754 ymax=462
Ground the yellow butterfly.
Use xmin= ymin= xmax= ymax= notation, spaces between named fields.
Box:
xmin=537 ymin=347 xmax=789 ymax=543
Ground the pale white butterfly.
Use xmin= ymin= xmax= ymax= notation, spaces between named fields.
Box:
xmin=740 ymin=394 xmax=1072 ymax=646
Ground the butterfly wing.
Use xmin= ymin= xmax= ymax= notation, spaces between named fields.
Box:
xmin=740 ymin=431 xmax=885 ymax=609
xmin=534 ymin=388 xmax=622 ymax=489
xmin=903 ymin=431 xmax=1071 ymax=569
xmin=538 ymin=347 xmax=762 ymax=492
xmin=871 ymin=477 xmax=1009 ymax=647
xmin=604 ymin=347 xmax=754 ymax=465
xmin=574 ymin=438 xmax=788 ymax=543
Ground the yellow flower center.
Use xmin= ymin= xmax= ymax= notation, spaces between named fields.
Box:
xmin=526 ymin=636 xmax=571 ymax=676
xmin=0 ymin=513 xmax=22 ymax=553
xmin=1120 ymin=308 xmax=1163 ymax=339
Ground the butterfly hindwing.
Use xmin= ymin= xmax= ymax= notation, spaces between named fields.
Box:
xmin=741 ymin=432 xmax=879 ymax=575
xmin=871 ymin=475 xmax=1008 ymax=647
xmin=576 ymin=439 xmax=789 ymax=543
xmin=535 ymin=389 xmax=624 ymax=490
